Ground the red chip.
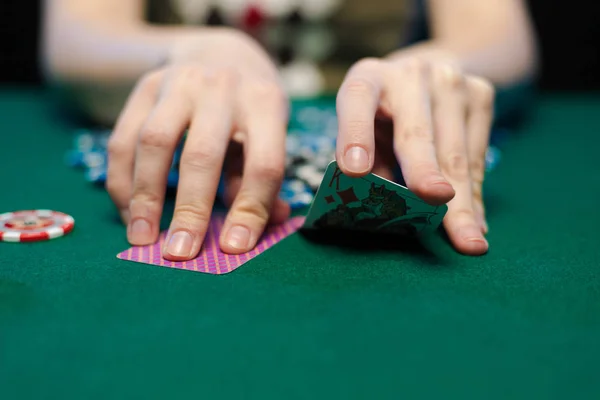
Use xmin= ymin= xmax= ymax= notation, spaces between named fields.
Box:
xmin=0 ymin=210 xmax=75 ymax=242
xmin=242 ymin=5 xmax=265 ymax=30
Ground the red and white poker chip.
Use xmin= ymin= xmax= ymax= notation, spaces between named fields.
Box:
xmin=0 ymin=210 xmax=75 ymax=242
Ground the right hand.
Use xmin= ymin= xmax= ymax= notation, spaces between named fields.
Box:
xmin=106 ymin=29 xmax=291 ymax=261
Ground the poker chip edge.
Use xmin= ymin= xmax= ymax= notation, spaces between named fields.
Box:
xmin=0 ymin=210 xmax=75 ymax=243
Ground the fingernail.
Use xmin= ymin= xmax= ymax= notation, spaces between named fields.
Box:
xmin=430 ymin=175 xmax=451 ymax=187
xmin=344 ymin=146 xmax=369 ymax=173
xmin=225 ymin=225 xmax=250 ymax=250
xmin=165 ymin=231 xmax=193 ymax=258
xmin=130 ymin=219 xmax=151 ymax=242
xmin=460 ymin=226 xmax=488 ymax=244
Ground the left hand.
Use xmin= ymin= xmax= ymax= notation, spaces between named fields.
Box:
xmin=335 ymin=57 xmax=495 ymax=255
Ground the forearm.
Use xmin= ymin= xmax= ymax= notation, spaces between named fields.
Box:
xmin=387 ymin=36 xmax=538 ymax=87
xmin=41 ymin=1 xmax=209 ymax=123
xmin=42 ymin=18 xmax=199 ymax=84
xmin=43 ymin=24 xmax=183 ymax=123
xmin=387 ymin=0 xmax=538 ymax=87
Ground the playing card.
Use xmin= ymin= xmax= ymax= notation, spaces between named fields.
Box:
xmin=303 ymin=161 xmax=447 ymax=235
xmin=117 ymin=214 xmax=305 ymax=274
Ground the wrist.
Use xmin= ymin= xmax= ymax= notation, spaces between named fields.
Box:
xmin=162 ymin=27 xmax=281 ymax=82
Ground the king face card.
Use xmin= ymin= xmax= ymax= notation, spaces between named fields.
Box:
xmin=303 ymin=161 xmax=447 ymax=236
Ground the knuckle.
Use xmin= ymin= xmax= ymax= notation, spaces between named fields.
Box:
xmin=467 ymin=76 xmax=496 ymax=110
xmin=105 ymin=177 xmax=128 ymax=198
xmin=441 ymin=152 xmax=470 ymax=179
xmin=173 ymin=203 xmax=212 ymax=227
xmin=433 ymin=64 xmax=465 ymax=90
xmin=129 ymin=194 xmax=163 ymax=219
xmin=470 ymin=157 xmax=486 ymax=177
xmin=471 ymin=169 xmax=485 ymax=188
xmin=107 ymin=135 xmax=127 ymax=156
xmin=138 ymin=70 xmax=163 ymax=91
xmin=249 ymin=159 xmax=285 ymax=182
xmin=174 ymin=65 xmax=205 ymax=85
xmin=397 ymin=123 xmax=433 ymax=144
xmin=342 ymin=78 xmax=376 ymax=98
xmin=401 ymin=57 xmax=428 ymax=75
xmin=208 ymin=67 xmax=237 ymax=88
xmin=180 ymin=147 xmax=222 ymax=172
xmin=139 ymin=125 xmax=175 ymax=149
xmin=449 ymin=207 xmax=478 ymax=221
xmin=131 ymin=182 xmax=163 ymax=205
xmin=231 ymin=194 xmax=271 ymax=223
xmin=248 ymin=80 xmax=285 ymax=103
xmin=472 ymin=182 xmax=483 ymax=200
xmin=472 ymin=194 xmax=485 ymax=215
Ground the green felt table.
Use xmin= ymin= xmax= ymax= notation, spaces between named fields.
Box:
xmin=1 ymin=88 xmax=599 ymax=399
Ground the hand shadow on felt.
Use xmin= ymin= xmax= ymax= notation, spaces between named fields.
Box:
xmin=298 ymin=227 xmax=444 ymax=267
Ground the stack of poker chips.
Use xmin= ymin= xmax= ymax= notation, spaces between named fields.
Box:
xmin=64 ymin=128 xmax=182 ymax=188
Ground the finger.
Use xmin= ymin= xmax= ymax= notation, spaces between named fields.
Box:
xmin=163 ymin=69 xmax=234 ymax=261
xmin=106 ymin=71 xmax=162 ymax=224
xmin=431 ymin=65 xmax=488 ymax=255
xmin=465 ymin=76 xmax=495 ymax=234
xmin=223 ymin=172 xmax=290 ymax=224
xmin=335 ymin=58 xmax=381 ymax=176
xmin=127 ymin=79 xmax=193 ymax=246
xmin=386 ymin=59 xmax=454 ymax=204
xmin=219 ymin=80 xmax=287 ymax=254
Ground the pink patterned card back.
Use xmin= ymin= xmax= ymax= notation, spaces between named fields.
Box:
xmin=117 ymin=215 xmax=305 ymax=274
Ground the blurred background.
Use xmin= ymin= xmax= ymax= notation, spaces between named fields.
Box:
xmin=1 ymin=0 xmax=599 ymax=90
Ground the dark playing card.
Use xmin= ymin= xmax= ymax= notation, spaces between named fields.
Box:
xmin=303 ymin=161 xmax=447 ymax=235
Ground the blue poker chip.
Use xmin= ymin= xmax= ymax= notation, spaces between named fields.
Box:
xmin=85 ymin=165 xmax=107 ymax=183
xmin=291 ymin=104 xmax=338 ymax=136
xmin=65 ymin=149 xmax=107 ymax=169
xmin=69 ymin=129 xmax=182 ymax=185
xmin=73 ymin=131 xmax=95 ymax=151
xmin=73 ymin=129 xmax=111 ymax=151
xmin=67 ymin=130 xmax=112 ymax=168
xmin=83 ymin=151 xmax=106 ymax=169
xmin=215 ymin=177 xmax=314 ymax=210
xmin=85 ymin=165 xmax=180 ymax=189
xmin=485 ymin=145 xmax=501 ymax=172
xmin=280 ymin=179 xmax=314 ymax=208
xmin=166 ymin=170 xmax=179 ymax=188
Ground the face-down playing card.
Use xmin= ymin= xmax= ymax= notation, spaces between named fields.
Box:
xmin=117 ymin=214 xmax=305 ymax=274
xmin=303 ymin=161 xmax=447 ymax=236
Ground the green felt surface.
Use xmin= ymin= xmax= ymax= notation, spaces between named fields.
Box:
xmin=1 ymin=88 xmax=600 ymax=399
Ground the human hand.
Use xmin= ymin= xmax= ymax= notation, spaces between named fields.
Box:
xmin=106 ymin=29 xmax=290 ymax=260
xmin=335 ymin=57 xmax=495 ymax=255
